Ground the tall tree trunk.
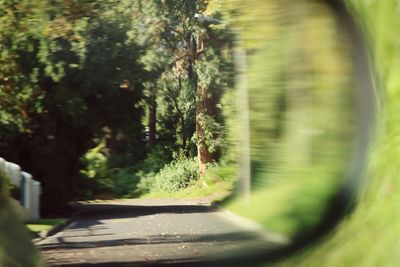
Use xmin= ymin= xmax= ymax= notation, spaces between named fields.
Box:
xmin=196 ymin=84 xmax=215 ymax=180
xmin=191 ymin=35 xmax=218 ymax=181
xmin=148 ymin=92 xmax=156 ymax=146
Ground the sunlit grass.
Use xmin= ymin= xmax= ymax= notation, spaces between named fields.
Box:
xmin=141 ymin=179 xmax=234 ymax=201
xmin=227 ymin=169 xmax=340 ymax=237
xmin=26 ymin=219 xmax=65 ymax=234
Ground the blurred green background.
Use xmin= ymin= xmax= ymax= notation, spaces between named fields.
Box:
xmin=273 ymin=0 xmax=400 ymax=266
xmin=225 ymin=0 xmax=356 ymax=238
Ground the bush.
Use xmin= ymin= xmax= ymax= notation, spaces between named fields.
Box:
xmin=79 ymin=142 xmax=138 ymax=198
xmin=137 ymin=158 xmax=199 ymax=194
xmin=136 ymin=146 xmax=171 ymax=173
xmin=81 ymin=142 xmax=108 ymax=179
xmin=109 ymin=167 xmax=141 ymax=197
xmin=131 ymin=171 xmax=156 ymax=196
xmin=80 ymin=141 xmax=113 ymax=195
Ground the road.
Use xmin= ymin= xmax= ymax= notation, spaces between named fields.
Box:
xmin=35 ymin=199 xmax=288 ymax=266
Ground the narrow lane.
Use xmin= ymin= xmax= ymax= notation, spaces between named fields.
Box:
xmin=35 ymin=200 xmax=287 ymax=266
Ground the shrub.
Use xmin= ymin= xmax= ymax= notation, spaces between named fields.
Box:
xmin=136 ymin=145 xmax=172 ymax=173
xmin=110 ymin=167 xmax=141 ymax=197
xmin=80 ymin=142 xmax=142 ymax=198
xmin=131 ymin=171 xmax=156 ymax=196
xmin=80 ymin=141 xmax=108 ymax=179
xmin=137 ymin=157 xmax=199 ymax=194
xmin=154 ymin=158 xmax=199 ymax=192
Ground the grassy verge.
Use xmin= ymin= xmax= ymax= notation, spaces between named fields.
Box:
xmin=135 ymin=159 xmax=237 ymax=202
xmin=226 ymin=176 xmax=338 ymax=237
xmin=141 ymin=179 xmax=234 ymax=201
xmin=26 ymin=218 xmax=66 ymax=235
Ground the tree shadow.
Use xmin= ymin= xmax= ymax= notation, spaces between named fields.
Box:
xmin=38 ymin=203 xmax=287 ymax=267
xmin=39 ymin=231 xmax=270 ymax=250
xmin=73 ymin=204 xmax=216 ymax=220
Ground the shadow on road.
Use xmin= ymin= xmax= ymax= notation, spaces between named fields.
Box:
xmin=39 ymin=231 xmax=265 ymax=250
xmin=74 ymin=204 xmax=215 ymax=219
xmin=36 ymin=202 xmax=287 ymax=267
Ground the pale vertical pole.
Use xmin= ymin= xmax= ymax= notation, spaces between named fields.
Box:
xmin=235 ymin=44 xmax=251 ymax=201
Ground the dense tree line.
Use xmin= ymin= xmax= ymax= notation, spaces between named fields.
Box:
xmin=0 ymin=0 xmax=235 ymax=215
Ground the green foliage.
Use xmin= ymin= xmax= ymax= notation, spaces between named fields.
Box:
xmin=0 ymin=0 xmax=234 ymax=215
xmin=136 ymin=161 xmax=236 ymax=200
xmin=272 ymin=1 xmax=400 ymax=266
xmin=134 ymin=171 xmax=157 ymax=196
xmin=204 ymin=163 xmax=237 ymax=184
xmin=132 ymin=0 xmax=234 ymax=160
xmin=219 ymin=85 xmax=238 ymax=163
xmin=80 ymin=143 xmax=173 ymax=198
xmin=81 ymin=142 xmax=108 ymax=179
xmin=192 ymin=113 xmax=224 ymax=153
xmin=0 ymin=0 xmax=89 ymax=131
xmin=195 ymin=49 xmax=221 ymax=88
xmin=153 ymin=158 xmax=199 ymax=192
xmin=138 ymin=158 xmax=200 ymax=194
xmin=136 ymin=146 xmax=172 ymax=173
xmin=81 ymin=146 xmax=135 ymax=198
xmin=0 ymin=2 xmax=236 ymax=265
xmin=0 ymin=0 xmax=147 ymax=214
xmin=109 ymin=167 xmax=141 ymax=197
xmin=226 ymin=0 xmax=354 ymax=216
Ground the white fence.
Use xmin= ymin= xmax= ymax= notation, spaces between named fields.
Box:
xmin=0 ymin=157 xmax=41 ymax=220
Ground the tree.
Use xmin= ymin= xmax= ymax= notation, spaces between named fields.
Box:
xmin=0 ymin=0 xmax=235 ymax=215
xmin=0 ymin=0 xmax=147 ymax=214
xmin=131 ymin=0 xmax=234 ymax=179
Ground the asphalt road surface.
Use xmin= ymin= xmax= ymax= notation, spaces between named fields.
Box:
xmin=35 ymin=199 xmax=288 ymax=267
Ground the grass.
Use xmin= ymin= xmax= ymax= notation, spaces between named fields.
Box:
xmin=137 ymin=161 xmax=237 ymax=202
xmin=26 ymin=218 xmax=66 ymax=234
xmin=141 ymin=179 xmax=234 ymax=201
